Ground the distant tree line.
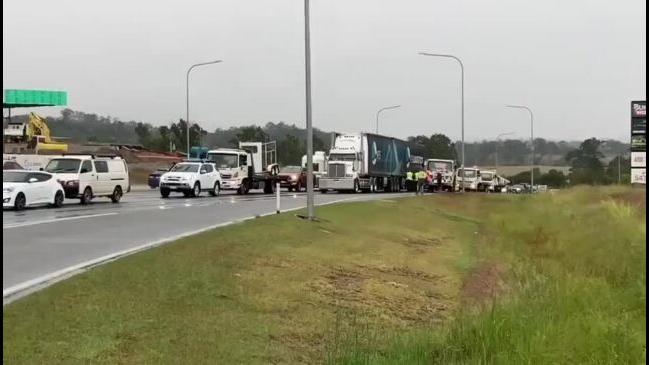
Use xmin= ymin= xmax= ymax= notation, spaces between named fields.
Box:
xmin=5 ymin=110 xmax=630 ymax=172
xmin=507 ymin=138 xmax=631 ymax=187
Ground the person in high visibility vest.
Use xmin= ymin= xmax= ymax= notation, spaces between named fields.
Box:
xmin=406 ymin=171 xmax=413 ymax=181
xmin=415 ymin=170 xmax=427 ymax=195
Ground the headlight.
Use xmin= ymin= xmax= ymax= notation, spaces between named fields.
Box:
xmin=66 ymin=180 xmax=79 ymax=187
xmin=289 ymin=175 xmax=298 ymax=181
xmin=3 ymin=187 xmax=15 ymax=193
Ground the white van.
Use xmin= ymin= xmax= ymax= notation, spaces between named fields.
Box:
xmin=44 ymin=155 xmax=130 ymax=204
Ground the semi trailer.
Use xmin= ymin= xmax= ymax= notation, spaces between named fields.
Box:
xmin=319 ymin=132 xmax=410 ymax=193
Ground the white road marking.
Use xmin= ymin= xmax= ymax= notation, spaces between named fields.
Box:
xmin=3 ymin=212 xmax=119 ymax=230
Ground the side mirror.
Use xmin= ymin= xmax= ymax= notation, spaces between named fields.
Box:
xmin=39 ymin=168 xmax=44 ymax=171
xmin=28 ymin=177 xmax=38 ymax=183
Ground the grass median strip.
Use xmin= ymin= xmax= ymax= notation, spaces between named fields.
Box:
xmin=3 ymin=187 xmax=646 ymax=364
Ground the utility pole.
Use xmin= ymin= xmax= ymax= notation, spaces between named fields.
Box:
xmin=304 ymin=0 xmax=315 ymax=220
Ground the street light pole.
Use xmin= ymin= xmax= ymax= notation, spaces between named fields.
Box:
xmin=304 ymin=0 xmax=315 ymax=220
xmin=186 ymin=60 xmax=222 ymax=157
xmin=495 ymin=132 xmax=515 ymax=172
xmin=419 ymin=52 xmax=465 ymax=192
xmin=375 ymin=105 xmax=401 ymax=134
xmin=505 ymin=105 xmax=534 ymax=189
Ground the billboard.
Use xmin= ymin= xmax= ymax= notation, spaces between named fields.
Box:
xmin=632 ymin=101 xmax=646 ymax=118
xmin=631 ymin=100 xmax=646 ymax=185
xmin=631 ymin=152 xmax=646 ymax=168
xmin=4 ymin=89 xmax=68 ymax=107
xmin=631 ymin=168 xmax=646 ymax=184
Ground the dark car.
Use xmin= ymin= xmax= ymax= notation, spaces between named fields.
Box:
xmin=148 ymin=168 xmax=170 ymax=189
xmin=277 ymin=166 xmax=309 ymax=192
xmin=3 ymin=161 xmax=23 ymax=170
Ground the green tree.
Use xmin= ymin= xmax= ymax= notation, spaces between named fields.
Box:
xmin=565 ymin=138 xmax=608 ymax=185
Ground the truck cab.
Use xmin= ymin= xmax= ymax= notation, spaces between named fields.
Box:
xmin=301 ymin=151 xmax=328 ymax=187
xmin=424 ymin=158 xmax=456 ymax=192
xmin=207 ymin=141 xmax=278 ymax=195
xmin=477 ymin=170 xmax=496 ymax=192
xmin=455 ymin=167 xmax=480 ymax=192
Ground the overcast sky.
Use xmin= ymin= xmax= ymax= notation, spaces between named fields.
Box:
xmin=3 ymin=0 xmax=646 ymax=141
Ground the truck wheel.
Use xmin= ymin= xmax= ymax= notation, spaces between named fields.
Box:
xmin=160 ymin=188 xmax=170 ymax=198
xmin=238 ymin=180 xmax=249 ymax=195
xmin=353 ymin=179 xmax=361 ymax=193
xmin=191 ymin=182 xmax=201 ymax=197
xmin=14 ymin=193 xmax=26 ymax=211
xmin=209 ymin=182 xmax=220 ymax=197
xmin=110 ymin=186 xmax=123 ymax=203
xmin=263 ymin=180 xmax=276 ymax=194
xmin=80 ymin=187 xmax=93 ymax=205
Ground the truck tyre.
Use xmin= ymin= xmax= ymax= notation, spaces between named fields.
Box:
xmin=80 ymin=187 xmax=93 ymax=205
xmin=191 ymin=182 xmax=201 ymax=197
xmin=237 ymin=180 xmax=249 ymax=195
xmin=263 ymin=180 xmax=276 ymax=194
xmin=51 ymin=190 xmax=64 ymax=208
xmin=160 ymin=188 xmax=170 ymax=198
xmin=14 ymin=193 xmax=26 ymax=211
xmin=353 ymin=179 xmax=361 ymax=193
xmin=110 ymin=186 xmax=123 ymax=203
xmin=209 ymin=182 xmax=220 ymax=197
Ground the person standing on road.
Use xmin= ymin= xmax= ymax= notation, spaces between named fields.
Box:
xmin=416 ymin=170 xmax=426 ymax=195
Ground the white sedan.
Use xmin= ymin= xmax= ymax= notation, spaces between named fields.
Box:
xmin=3 ymin=170 xmax=65 ymax=210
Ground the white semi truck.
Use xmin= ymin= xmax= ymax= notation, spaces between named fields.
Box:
xmin=207 ymin=141 xmax=279 ymax=195
xmin=318 ymin=132 xmax=410 ymax=193
xmin=424 ymin=158 xmax=456 ymax=192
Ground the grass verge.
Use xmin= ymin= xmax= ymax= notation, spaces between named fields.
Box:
xmin=3 ymin=187 xmax=645 ymax=364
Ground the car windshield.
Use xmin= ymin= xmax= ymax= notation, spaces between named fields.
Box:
xmin=329 ymin=154 xmax=356 ymax=161
xmin=481 ymin=173 xmax=493 ymax=180
xmin=170 ymin=163 xmax=199 ymax=173
xmin=208 ymin=154 xmax=239 ymax=169
xmin=280 ymin=166 xmax=302 ymax=173
xmin=460 ymin=170 xmax=477 ymax=178
xmin=3 ymin=171 xmax=30 ymax=183
xmin=427 ymin=161 xmax=452 ymax=172
xmin=45 ymin=159 xmax=81 ymax=173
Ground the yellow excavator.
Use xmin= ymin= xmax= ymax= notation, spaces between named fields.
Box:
xmin=4 ymin=112 xmax=68 ymax=153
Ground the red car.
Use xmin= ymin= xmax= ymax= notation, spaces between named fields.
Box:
xmin=277 ymin=166 xmax=309 ymax=192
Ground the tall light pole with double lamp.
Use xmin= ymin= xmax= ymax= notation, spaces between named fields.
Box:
xmin=304 ymin=0 xmax=315 ymax=220
xmin=418 ymin=52 xmax=465 ymax=192
xmin=505 ymin=105 xmax=534 ymax=189
xmin=186 ymin=60 xmax=222 ymax=157
xmin=495 ymin=132 xmax=515 ymax=171
xmin=375 ymin=105 xmax=401 ymax=134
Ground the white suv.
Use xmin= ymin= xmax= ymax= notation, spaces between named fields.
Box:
xmin=159 ymin=161 xmax=221 ymax=198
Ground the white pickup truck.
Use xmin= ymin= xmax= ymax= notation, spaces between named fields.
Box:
xmin=159 ymin=161 xmax=221 ymax=198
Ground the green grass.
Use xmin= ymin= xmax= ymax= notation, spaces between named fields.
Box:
xmin=3 ymin=187 xmax=646 ymax=364
xmin=327 ymin=187 xmax=646 ymax=364
xmin=3 ymin=197 xmax=473 ymax=364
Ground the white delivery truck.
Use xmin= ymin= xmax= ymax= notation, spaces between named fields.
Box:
xmin=3 ymin=153 xmax=64 ymax=171
xmin=318 ymin=132 xmax=410 ymax=193
xmin=207 ymin=141 xmax=279 ymax=195
xmin=424 ymin=158 xmax=456 ymax=192
xmin=455 ymin=167 xmax=480 ymax=192
xmin=477 ymin=169 xmax=496 ymax=192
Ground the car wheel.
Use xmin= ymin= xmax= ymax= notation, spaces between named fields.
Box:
xmin=209 ymin=182 xmax=220 ymax=197
xmin=80 ymin=187 xmax=92 ymax=205
xmin=14 ymin=193 xmax=26 ymax=211
xmin=160 ymin=188 xmax=170 ymax=198
xmin=51 ymin=191 xmax=64 ymax=208
xmin=110 ymin=186 xmax=123 ymax=203
xmin=192 ymin=182 xmax=201 ymax=197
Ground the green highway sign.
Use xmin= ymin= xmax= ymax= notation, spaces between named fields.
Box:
xmin=3 ymin=89 xmax=68 ymax=108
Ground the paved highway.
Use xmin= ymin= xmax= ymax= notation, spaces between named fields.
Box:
xmin=3 ymin=188 xmax=410 ymax=301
